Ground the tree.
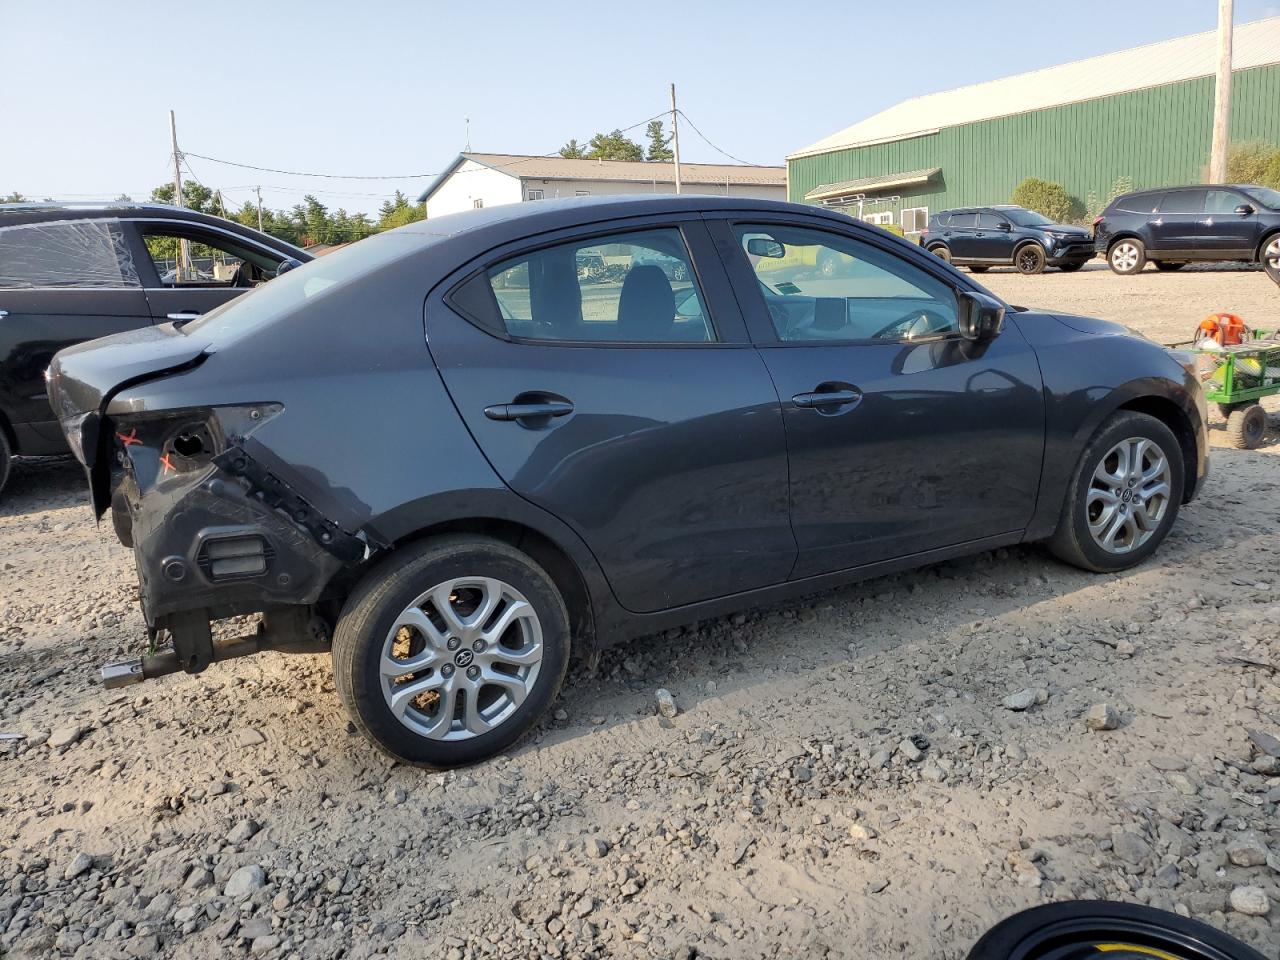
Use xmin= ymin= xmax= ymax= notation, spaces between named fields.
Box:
xmin=4 ymin=192 xmax=25 ymax=203
xmin=376 ymin=190 xmax=425 ymax=231
xmin=150 ymin=181 xmax=215 ymax=212
xmin=559 ymin=139 xmax=586 ymax=159
xmin=585 ymin=129 xmax=644 ymax=162
xmin=645 ymin=120 xmax=673 ymax=162
xmin=1010 ymin=177 xmax=1079 ymax=223
xmin=1226 ymin=141 xmax=1280 ymax=190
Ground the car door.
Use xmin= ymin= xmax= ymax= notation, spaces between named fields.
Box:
xmin=973 ymin=211 xmax=1015 ymax=261
xmin=0 ymin=217 xmax=152 ymax=450
xmin=710 ymin=216 xmax=1045 ymax=578
xmin=425 ymin=217 xmax=796 ymax=613
xmin=127 ymin=220 xmax=292 ymax=324
xmin=1149 ymin=189 xmax=1205 ymax=254
xmin=943 ymin=212 xmax=979 ymax=259
xmin=1200 ymin=188 xmax=1259 ymax=256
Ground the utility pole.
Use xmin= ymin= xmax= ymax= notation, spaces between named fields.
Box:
xmin=670 ymin=83 xmax=682 ymax=195
xmin=169 ymin=109 xmax=190 ymax=281
xmin=1208 ymin=0 xmax=1234 ymax=183
xmin=255 ymin=186 xmax=264 ymax=232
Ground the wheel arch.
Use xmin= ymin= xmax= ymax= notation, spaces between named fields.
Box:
xmin=1113 ymin=394 xmax=1199 ymax=504
xmin=1012 ymin=237 xmax=1045 ymax=256
xmin=1254 ymin=226 xmax=1280 ymax=262
xmin=1104 ymin=232 xmax=1144 ymax=253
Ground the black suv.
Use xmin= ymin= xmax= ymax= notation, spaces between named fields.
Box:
xmin=0 ymin=203 xmax=309 ymax=495
xmin=1095 ymin=184 xmax=1280 ymax=277
xmin=922 ymin=205 xmax=1095 ymax=275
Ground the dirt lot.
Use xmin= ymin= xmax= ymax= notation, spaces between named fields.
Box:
xmin=2 ymin=265 xmax=1279 ymax=960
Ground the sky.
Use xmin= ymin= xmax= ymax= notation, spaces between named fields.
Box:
xmin=2 ymin=0 xmax=1278 ymax=217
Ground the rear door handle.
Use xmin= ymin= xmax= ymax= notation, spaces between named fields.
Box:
xmin=792 ymin=389 xmax=862 ymax=409
xmin=166 ymin=312 xmax=201 ymax=321
xmin=484 ymin=400 xmax=574 ymax=421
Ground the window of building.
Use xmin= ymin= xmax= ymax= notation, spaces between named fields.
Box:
xmin=526 ymin=189 xmax=545 ymax=201
xmin=484 ymin=227 xmax=711 ymax=343
xmin=900 ymin=207 xmax=929 ymax=233
xmin=575 ymin=190 xmax=591 ymax=197
xmin=734 ymin=223 xmax=957 ymax=343
xmin=863 ymin=211 xmax=893 ymax=225
xmin=473 ymin=199 xmax=484 ymax=209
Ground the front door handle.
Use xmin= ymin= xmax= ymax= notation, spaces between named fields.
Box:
xmin=792 ymin=389 xmax=862 ymax=409
xmin=484 ymin=400 xmax=574 ymax=422
xmin=166 ymin=312 xmax=201 ymax=322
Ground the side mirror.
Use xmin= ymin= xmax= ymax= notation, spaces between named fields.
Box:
xmin=957 ymin=291 xmax=1005 ymax=342
xmin=276 ymin=258 xmax=303 ymax=276
xmin=746 ymin=237 xmax=785 ymax=259
xmin=1234 ymin=203 xmax=1255 ymax=216
xmin=998 ymin=222 xmax=1012 ymax=231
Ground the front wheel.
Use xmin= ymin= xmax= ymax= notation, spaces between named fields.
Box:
xmin=1014 ymin=244 xmax=1046 ymax=275
xmin=1108 ymin=238 xmax=1146 ymax=274
xmin=1048 ymin=411 xmax=1184 ymax=572
xmin=332 ymin=535 xmax=571 ymax=767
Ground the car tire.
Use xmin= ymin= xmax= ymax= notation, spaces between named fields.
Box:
xmin=1014 ymin=243 xmax=1046 ymax=275
xmin=1152 ymin=260 xmax=1186 ymax=271
xmin=928 ymin=245 xmax=951 ymax=264
xmin=331 ymin=535 xmax=571 ymax=768
xmin=1108 ymin=238 xmax=1146 ymax=274
xmin=967 ymin=265 xmax=988 ymax=273
xmin=1048 ymin=411 xmax=1184 ymax=573
xmin=1262 ymin=233 xmax=1280 ymax=284
xmin=967 ymin=901 xmax=1267 ymax=960
xmin=1056 ymin=261 xmax=1085 ymax=272
xmin=0 ymin=429 xmax=10 ymax=498
xmin=1226 ymin=402 xmax=1267 ymax=450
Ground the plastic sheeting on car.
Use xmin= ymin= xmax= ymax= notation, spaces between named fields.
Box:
xmin=0 ymin=219 xmax=140 ymax=288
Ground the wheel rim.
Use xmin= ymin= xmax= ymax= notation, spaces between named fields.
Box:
xmin=1265 ymin=237 xmax=1280 ymax=271
xmin=933 ymin=247 xmax=950 ymax=262
xmin=1017 ymin=248 xmax=1042 ymax=272
xmin=1112 ymin=243 xmax=1139 ymax=271
xmin=1245 ymin=408 xmax=1266 ymax=443
xmin=379 ymin=576 xmax=544 ymax=742
xmin=1086 ymin=437 xmax=1172 ymax=554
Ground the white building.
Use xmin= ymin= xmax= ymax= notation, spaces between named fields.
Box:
xmin=418 ymin=152 xmax=787 ymax=219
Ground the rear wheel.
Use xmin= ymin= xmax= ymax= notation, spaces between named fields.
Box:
xmin=1048 ymin=411 xmax=1184 ymax=572
xmin=0 ymin=430 xmax=10 ymax=498
xmin=967 ymin=264 xmax=989 ymax=273
xmin=1057 ymin=261 xmax=1085 ymax=272
xmin=1014 ymin=244 xmax=1046 ymax=275
xmin=968 ymin=901 xmax=1266 ymax=960
xmin=1108 ymin=238 xmax=1146 ymax=274
xmin=1262 ymin=233 xmax=1280 ymax=284
xmin=332 ymin=535 xmax=571 ymax=767
xmin=928 ymin=245 xmax=952 ymax=264
xmin=1153 ymin=260 xmax=1186 ymax=271
xmin=1226 ymin=402 xmax=1267 ymax=449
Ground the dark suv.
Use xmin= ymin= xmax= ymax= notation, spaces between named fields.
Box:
xmin=922 ymin=205 xmax=1095 ymax=274
xmin=1095 ymin=184 xmax=1280 ymax=277
xmin=0 ymin=203 xmax=309 ymax=494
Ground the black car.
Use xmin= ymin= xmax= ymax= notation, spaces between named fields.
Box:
xmin=0 ymin=202 xmax=309 ymax=494
xmin=47 ymin=195 xmax=1208 ymax=768
xmin=922 ymin=205 xmax=1095 ymax=275
xmin=1095 ymin=184 xmax=1280 ymax=277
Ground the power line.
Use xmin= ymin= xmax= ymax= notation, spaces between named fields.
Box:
xmin=675 ymin=109 xmax=765 ymax=167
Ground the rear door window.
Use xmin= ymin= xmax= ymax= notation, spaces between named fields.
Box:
xmin=1163 ymin=190 xmax=1207 ymax=214
xmin=948 ymin=213 xmax=977 ymax=228
xmin=484 ymin=227 xmax=712 ymax=343
xmin=0 ymin=219 xmax=140 ymax=288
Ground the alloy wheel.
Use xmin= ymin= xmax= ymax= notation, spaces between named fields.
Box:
xmin=379 ymin=576 xmax=544 ymax=741
xmin=1086 ymin=437 xmax=1172 ymax=554
xmin=1111 ymin=242 xmax=1140 ymax=272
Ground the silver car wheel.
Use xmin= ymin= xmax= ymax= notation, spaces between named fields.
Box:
xmin=1265 ymin=236 xmax=1280 ymax=271
xmin=1111 ymin=242 xmax=1140 ymax=272
xmin=379 ymin=576 xmax=543 ymax=742
xmin=1086 ymin=437 xmax=1172 ymax=554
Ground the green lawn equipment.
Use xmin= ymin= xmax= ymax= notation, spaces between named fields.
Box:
xmin=1172 ymin=313 xmax=1280 ymax=449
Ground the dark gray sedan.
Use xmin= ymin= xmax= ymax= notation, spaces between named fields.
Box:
xmin=47 ymin=195 xmax=1209 ymax=767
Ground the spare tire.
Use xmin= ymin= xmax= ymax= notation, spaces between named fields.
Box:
xmin=968 ymin=901 xmax=1266 ymax=960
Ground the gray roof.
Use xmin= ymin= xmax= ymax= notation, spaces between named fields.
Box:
xmin=790 ymin=16 xmax=1280 ymax=159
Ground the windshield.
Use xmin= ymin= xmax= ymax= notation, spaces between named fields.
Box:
xmin=1239 ymin=185 xmax=1280 ymax=210
xmin=184 ymin=230 xmax=437 ymax=343
xmin=1002 ymin=208 xmax=1056 ymax=227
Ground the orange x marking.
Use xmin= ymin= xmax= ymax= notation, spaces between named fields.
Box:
xmin=116 ymin=428 xmax=142 ymax=447
xmin=159 ymin=452 xmax=175 ymax=475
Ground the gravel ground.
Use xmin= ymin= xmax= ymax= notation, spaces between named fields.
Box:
xmin=2 ymin=266 xmax=1279 ymax=960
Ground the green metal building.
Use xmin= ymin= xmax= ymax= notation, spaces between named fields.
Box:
xmin=787 ymin=17 xmax=1280 ymax=236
